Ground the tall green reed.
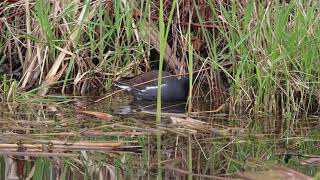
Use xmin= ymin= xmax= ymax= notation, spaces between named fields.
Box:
xmin=156 ymin=0 xmax=177 ymax=178
xmin=199 ymin=0 xmax=320 ymax=115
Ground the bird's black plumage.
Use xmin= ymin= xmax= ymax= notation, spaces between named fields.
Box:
xmin=113 ymin=70 xmax=189 ymax=102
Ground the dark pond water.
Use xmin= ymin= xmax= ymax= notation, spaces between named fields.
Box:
xmin=0 ymin=93 xmax=319 ymax=179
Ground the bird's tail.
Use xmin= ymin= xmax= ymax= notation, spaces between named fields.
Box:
xmin=113 ymin=81 xmax=143 ymax=99
xmin=113 ymin=81 xmax=132 ymax=91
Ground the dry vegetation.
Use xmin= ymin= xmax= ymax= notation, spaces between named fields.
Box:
xmin=0 ymin=0 xmax=319 ymax=115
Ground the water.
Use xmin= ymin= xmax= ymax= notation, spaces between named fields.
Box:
xmin=0 ymin=94 xmax=319 ymax=179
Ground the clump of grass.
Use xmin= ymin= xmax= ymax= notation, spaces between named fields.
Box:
xmin=191 ymin=0 xmax=320 ymax=115
xmin=0 ymin=0 xmax=319 ymax=115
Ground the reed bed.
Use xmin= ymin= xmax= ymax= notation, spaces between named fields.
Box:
xmin=0 ymin=0 xmax=318 ymax=115
xmin=0 ymin=0 xmax=320 ymax=178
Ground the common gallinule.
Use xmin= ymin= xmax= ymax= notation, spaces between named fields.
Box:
xmin=113 ymin=70 xmax=189 ymax=101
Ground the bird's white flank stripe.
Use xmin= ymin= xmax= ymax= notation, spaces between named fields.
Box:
xmin=140 ymin=84 xmax=167 ymax=92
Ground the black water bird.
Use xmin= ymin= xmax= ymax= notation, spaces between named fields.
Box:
xmin=113 ymin=70 xmax=190 ymax=102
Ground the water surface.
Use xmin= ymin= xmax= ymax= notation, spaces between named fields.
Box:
xmin=0 ymin=94 xmax=319 ymax=179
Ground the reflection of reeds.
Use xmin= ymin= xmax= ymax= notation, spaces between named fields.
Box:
xmin=0 ymin=102 xmax=318 ymax=178
xmin=0 ymin=141 xmax=142 ymax=156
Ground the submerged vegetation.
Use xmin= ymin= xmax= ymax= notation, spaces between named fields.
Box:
xmin=0 ymin=101 xmax=319 ymax=179
xmin=0 ymin=0 xmax=319 ymax=115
